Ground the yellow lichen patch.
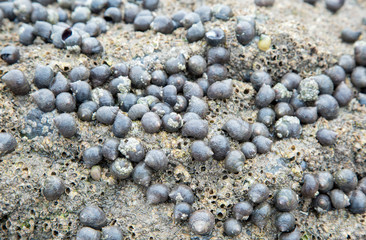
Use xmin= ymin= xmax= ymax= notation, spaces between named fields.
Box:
xmin=258 ymin=35 xmax=271 ymax=51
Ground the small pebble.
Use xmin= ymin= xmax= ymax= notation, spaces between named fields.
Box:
xmin=79 ymin=205 xmax=107 ymax=229
xmin=146 ymin=184 xmax=169 ymax=204
xmin=90 ymin=165 xmax=102 ymax=181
